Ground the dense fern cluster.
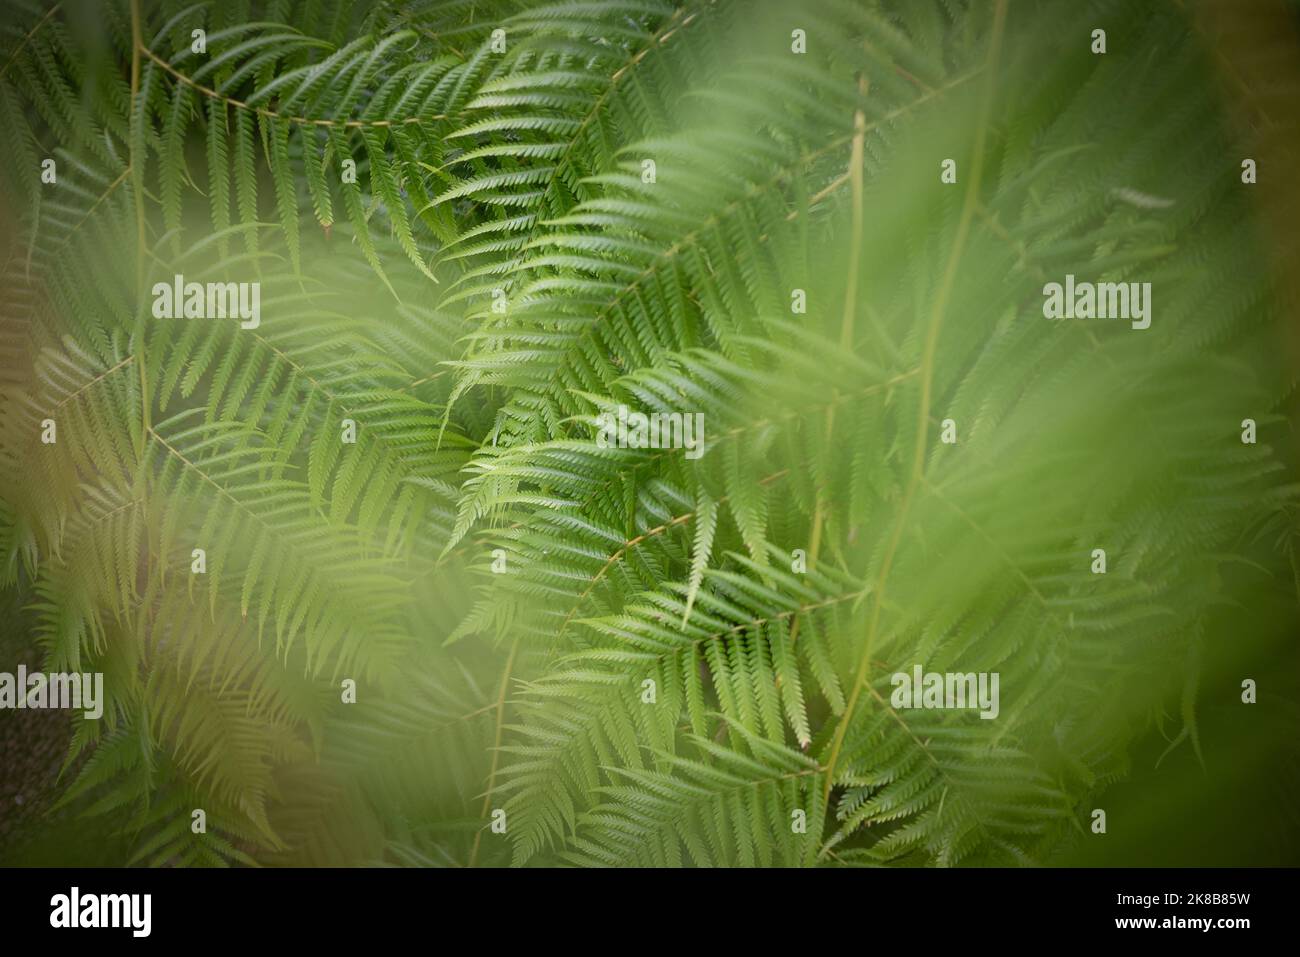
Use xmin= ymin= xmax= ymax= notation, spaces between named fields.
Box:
xmin=1 ymin=0 xmax=1297 ymax=867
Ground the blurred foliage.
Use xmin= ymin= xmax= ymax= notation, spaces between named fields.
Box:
xmin=0 ymin=0 xmax=1297 ymax=866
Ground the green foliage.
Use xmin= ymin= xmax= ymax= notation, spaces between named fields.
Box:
xmin=1 ymin=0 xmax=1297 ymax=867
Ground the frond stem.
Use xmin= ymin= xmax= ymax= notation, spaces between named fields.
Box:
xmin=139 ymin=45 xmax=448 ymax=129
xmin=54 ymin=355 xmax=135 ymax=409
xmin=469 ymin=635 xmax=519 ymax=867
xmin=0 ymin=3 xmax=62 ymax=81
xmin=131 ymin=0 xmax=150 ymax=446
xmin=821 ymin=0 xmax=1008 ymax=807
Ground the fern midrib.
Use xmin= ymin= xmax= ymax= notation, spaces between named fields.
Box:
xmin=0 ymin=2 xmax=63 ymax=82
xmin=442 ymin=1 xmax=707 ymax=289
xmin=478 ymin=64 xmax=986 ymax=441
xmin=130 ymin=0 xmax=150 ymax=450
xmin=469 ymin=634 xmax=519 ymax=868
xmin=821 ymin=0 xmax=1008 ymax=811
xmin=140 ymin=45 xmax=449 ymax=129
